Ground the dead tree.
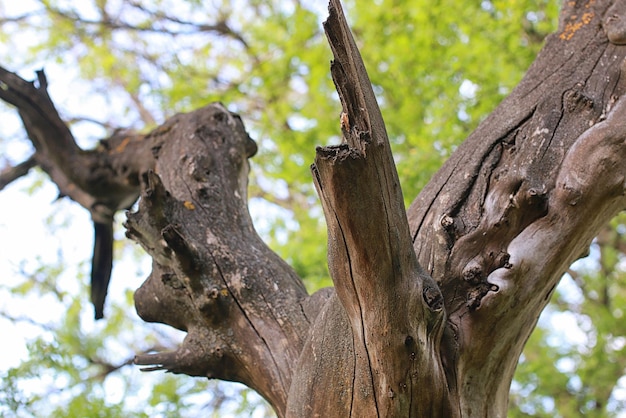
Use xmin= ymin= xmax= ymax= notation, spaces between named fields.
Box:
xmin=2 ymin=0 xmax=626 ymax=416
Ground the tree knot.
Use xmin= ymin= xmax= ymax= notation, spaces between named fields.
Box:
xmin=422 ymin=285 xmax=444 ymax=312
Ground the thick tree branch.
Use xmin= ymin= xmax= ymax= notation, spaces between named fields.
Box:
xmin=0 ymin=66 xmax=148 ymax=219
xmin=0 ymin=66 xmax=153 ymax=317
xmin=407 ymin=1 xmax=626 ymax=415
xmin=0 ymin=67 xmax=81 ymax=173
xmin=288 ymin=1 xmax=455 ymax=416
xmin=127 ymin=104 xmax=316 ymax=417
xmin=0 ymin=155 xmax=37 ymax=190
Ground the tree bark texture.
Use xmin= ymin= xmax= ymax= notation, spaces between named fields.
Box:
xmin=2 ymin=0 xmax=626 ymax=417
xmin=408 ymin=1 xmax=626 ymax=414
xmin=287 ymin=2 xmax=452 ymax=416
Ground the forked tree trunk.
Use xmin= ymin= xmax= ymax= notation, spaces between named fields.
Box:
xmin=2 ymin=0 xmax=626 ymax=417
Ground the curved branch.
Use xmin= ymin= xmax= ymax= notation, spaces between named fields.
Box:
xmin=407 ymin=1 xmax=626 ymax=415
xmin=0 ymin=67 xmax=147 ymax=215
xmin=0 ymin=66 xmax=152 ymax=318
xmin=43 ymin=1 xmax=250 ymax=48
xmin=0 ymin=155 xmax=37 ymax=190
xmin=127 ymin=104 xmax=312 ymax=417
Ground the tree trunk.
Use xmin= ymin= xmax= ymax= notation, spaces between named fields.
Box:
xmin=2 ymin=0 xmax=626 ymax=417
xmin=408 ymin=1 xmax=626 ymax=413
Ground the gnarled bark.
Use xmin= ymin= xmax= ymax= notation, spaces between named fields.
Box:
xmin=408 ymin=1 xmax=626 ymax=414
xmin=131 ymin=1 xmax=626 ymax=416
xmin=2 ymin=0 xmax=626 ymax=417
xmin=127 ymin=105 xmax=315 ymax=415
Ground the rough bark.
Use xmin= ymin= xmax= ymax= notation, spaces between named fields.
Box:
xmin=126 ymin=106 xmax=315 ymax=414
xmin=2 ymin=0 xmax=626 ymax=417
xmin=407 ymin=1 xmax=626 ymax=414
xmin=287 ymin=1 xmax=453 ymax=416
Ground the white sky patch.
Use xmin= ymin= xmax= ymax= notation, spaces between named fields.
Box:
xmin=546 ymin=310 xmax=589 ymax=349
xmin=459 ymin=79 xmax=478 ymax=100
xmin=0 ymin=176 xmax=83 ymax=369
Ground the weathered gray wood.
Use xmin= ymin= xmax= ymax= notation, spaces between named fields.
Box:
xmin=287 ymin=0 xmax=454 ymax=416
xmin=127 ymin=105 xmax=313 ymax=416
xmin=408 ymin=1 xmax=626 ymax=414
xmin=3 ymin=1 xmax=626 ymax=417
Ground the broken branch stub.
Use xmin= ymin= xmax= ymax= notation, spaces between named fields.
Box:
xmin=287 ymin=1 xmax=454 ymax=416
xmin=127 ymin=104 xmax=311 ymax=416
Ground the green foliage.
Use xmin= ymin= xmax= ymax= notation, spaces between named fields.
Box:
xmin=347 ymin=0 xmax=558 ymax=203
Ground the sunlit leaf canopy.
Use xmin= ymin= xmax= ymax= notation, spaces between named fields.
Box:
xmin=5 ymin=0 xmax=626 ymax=416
